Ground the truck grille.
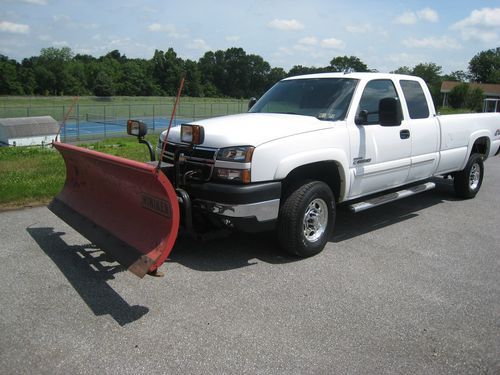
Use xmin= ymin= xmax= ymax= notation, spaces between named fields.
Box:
xmin=161 ymin=142 xmax=217 ymax=182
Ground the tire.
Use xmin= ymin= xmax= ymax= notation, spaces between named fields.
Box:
xmin=453 ymin=153 xmax=484 ymax=199
xmin=277 ymin=181 xmax=335 ymax=257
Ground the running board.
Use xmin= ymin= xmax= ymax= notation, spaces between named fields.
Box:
xmin=348 ymin=182 xmax=436 ymax=213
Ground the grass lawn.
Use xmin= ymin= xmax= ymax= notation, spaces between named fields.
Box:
xmin=0 ymin=135 xmax=159 ymax=210
xmin=0 ymin=96 xmax=248 ymax=122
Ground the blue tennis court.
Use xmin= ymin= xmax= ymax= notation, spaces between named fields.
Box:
xmin=59 ymin=116 xmax=194 ymax=141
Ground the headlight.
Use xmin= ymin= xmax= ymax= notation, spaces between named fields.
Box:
xmin=214 ymin=146 xmax=254 ymax=183
xmin=181 ymin=124 xmax=204 ymax=145
xmin=217 ymin=146 xmax=254 ymax=162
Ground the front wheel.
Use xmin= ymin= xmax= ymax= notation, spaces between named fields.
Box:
xmin=453 ymin=153 xmax=484 ymax=199
xmin=277 ymin=181 xmax=335 ymax=257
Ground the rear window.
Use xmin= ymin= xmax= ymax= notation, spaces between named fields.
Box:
xmin=400 ymin=80 xmax=430 ymax=119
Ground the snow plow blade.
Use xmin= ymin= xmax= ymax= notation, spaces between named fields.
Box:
xmin=49 ymin=141 xmax=180 ymax=278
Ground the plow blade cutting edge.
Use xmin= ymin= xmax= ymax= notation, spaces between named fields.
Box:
xmin=49 ymin=141 xmax=180 ymax=278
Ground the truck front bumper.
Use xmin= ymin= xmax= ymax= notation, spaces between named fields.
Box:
xmin=183 ymin=181 xmax=282 ymax=232
xmin=196 ymin=198 xmax=280 ymax=222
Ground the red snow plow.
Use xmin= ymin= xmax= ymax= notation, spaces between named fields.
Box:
xmin=50 ymin=81 xmax=185 ymax=278
xmin=49 ymin=141 xmax=180 ymax=278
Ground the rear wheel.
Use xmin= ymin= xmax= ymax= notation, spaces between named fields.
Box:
xmin=453 ymin=153 xmax=484 ymax=199
xmin=277 ymin=181 xmax=335 ymax=257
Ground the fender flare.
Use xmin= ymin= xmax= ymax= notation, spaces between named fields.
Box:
xmin=461 ymin=130 xmax=491 ymax=169
xmin=274 ymin=148 xmax=350 ymax=201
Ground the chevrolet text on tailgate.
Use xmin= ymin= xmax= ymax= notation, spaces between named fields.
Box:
xmin=50 ymin=73 xmax=500 ymax=277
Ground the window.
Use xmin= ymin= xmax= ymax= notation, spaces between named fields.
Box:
xmin=400 ymin=80 xmax=430 ymax=119
xmin=357 ymin=79 xmax=400 ymax=125
xmin=250 ymin=78 xmax=358 ymax=121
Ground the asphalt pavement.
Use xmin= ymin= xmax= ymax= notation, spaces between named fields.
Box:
xmin=0 ymin=158 xmax=499 ymax=374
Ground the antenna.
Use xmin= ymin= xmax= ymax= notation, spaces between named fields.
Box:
xmin=156 ymin=76 xmax=185 ymax=171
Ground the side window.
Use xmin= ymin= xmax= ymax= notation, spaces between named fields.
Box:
xmin=400 ymin=80 xmax=430 ymax=119
xmin=357 ymin=79 xmax=399 ymax=125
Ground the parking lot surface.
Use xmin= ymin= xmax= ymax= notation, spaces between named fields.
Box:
xmin=0 ymin=158 xmax=499 ymax=374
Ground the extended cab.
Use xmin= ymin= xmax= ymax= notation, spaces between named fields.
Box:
xmin=158 ymin=73 xmax=500 ymax=257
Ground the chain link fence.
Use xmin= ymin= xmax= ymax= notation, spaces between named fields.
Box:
xmin=0 ymin=99 xmax=248 ymax=142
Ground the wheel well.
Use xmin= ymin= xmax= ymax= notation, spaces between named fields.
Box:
xmin=281 ymin=161 xmax=341 ymax=202
xmin=471 ymin=137 xmax=490 ymax=157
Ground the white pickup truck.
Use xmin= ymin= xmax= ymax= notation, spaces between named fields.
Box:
xmin=158 ymin=72 xmax=500 ymax=257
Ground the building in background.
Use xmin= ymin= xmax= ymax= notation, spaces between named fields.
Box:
xmin=0 ymin=116 xmax=59 ymax=146
xmin=441 ymin=81 xmax=500 ymax=111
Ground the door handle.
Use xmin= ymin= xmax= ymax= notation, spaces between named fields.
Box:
xmin=400 ymin=129 xmax=410 ymax=139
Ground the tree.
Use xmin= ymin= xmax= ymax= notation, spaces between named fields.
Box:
xmin=448 ymin=83 xmax=484 ymax=112
xmin=468 ymin=48 xmax=500 ymax=83
xmin=392 ymin=66 xmax=412 ymax=75
xmin=93 ymin=70 xmax=115 ymax=96
xmin=288 ymin=65 xmax=325 ymax=77
xmin=151 ymin=48 xmax=184 ymax=95
xmin=0 ymin=56 xmax=23 ymax=94
xmin=329 ymin=56 xmax=369 ymax=72
xmin=411 ymin=63 xmax=442 ymax=84
xmin=443 ymin=70 xmax=470 ymax=82
xmin=247 ymin=53 xmax=271 ymax=97
xmin=465 ymin=87 xmax=484 ymax=112
xmin=38 ymin=47 xmax=74 ymax=95
xmin=267 ymin=67 xmax=286 ymax=88
xmin=448 ymin=83 xmax=469 ymax=109
xmin=183 ymin=59 xmax=203 ymax=97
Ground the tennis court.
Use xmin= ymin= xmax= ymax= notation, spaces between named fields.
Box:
xmin=59 ymin=115 xmax=192 ymax=142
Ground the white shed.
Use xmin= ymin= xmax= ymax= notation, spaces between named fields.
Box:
xmin=0 ymin=116 xmax=59 ymax=146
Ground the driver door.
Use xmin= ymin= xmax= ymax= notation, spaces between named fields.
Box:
xmin=348 ymin=79 xmax=411 ymax=198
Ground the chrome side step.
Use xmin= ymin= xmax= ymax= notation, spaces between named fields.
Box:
xmin=348 ymin=182 xmax=436 ymax=213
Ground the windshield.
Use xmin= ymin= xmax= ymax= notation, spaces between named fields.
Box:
xmin=250 ymin=78 xmax=358 ymax=121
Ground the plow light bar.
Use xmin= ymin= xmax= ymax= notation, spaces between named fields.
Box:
xmin=181 ymin=124 xmax=205 ymax=145
xmin=127 ymin=120 xmax=148 ymax=137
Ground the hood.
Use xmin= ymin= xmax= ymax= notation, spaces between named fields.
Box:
xmin=162 ymin=113 xmax=335 ymax=148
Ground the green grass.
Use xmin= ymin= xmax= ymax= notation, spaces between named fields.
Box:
xmin=0 ymin=135 xmax=159 ymax=210
xmin=0 ymin=96 xmax=248 ymax=122
xmin=437 ymin=106 xmax=476 ymax=115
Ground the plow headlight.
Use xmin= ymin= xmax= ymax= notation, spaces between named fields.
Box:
xmin=181 ymin=124 xmax=205 ymax=145
xmin=127 ymin=120 xmax=148 ymax=137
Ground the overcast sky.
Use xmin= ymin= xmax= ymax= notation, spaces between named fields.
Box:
xmin=1 ymin=0 xmax=499 ymax=74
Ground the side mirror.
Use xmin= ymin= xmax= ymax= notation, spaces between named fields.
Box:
xmin=355 ymin=110 xmax=368 ymax=125
xmin=248 ymin=97 xmax=257 ymax=111
xmin=379 ymin=97 xmax=402 ymax=126
xmin=127 ymin=120 xmax=148 ymax=137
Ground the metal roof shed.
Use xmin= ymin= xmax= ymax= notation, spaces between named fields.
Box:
xmin=0 ymin=116 xmax=59 ymax=146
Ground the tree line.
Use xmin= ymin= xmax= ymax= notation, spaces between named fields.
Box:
xmin=0 ymin=46 xmax=499 ymax=109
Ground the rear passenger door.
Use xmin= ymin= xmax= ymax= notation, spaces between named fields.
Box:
xmin=348 ymin=79 xmax=411 ymax=197
xmin=399 ymin=79 xmax=440 ymax=182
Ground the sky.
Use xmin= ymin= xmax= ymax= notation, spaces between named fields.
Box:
xmin=1 ymin=0 xmax=499 ymax=74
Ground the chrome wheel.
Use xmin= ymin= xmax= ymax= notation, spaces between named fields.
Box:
xmin=469 ymin=162 xmax=480 ymax=190
xmin=303 ymin=198 xmax=328 ymax=243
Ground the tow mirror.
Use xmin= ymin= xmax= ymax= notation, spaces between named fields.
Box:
xmin=127 ymin=120 xmax=148 ymax=137
xmin=379 ymin=97 xmax=402 ymax=126
xmin=248 ymin=97 xmax=257 ymax=111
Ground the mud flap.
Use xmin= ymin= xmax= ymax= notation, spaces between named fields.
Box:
xmin=49 ymin=142 xmax=180 ymax=278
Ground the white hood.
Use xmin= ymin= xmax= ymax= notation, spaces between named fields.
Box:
xmin=163 ymin=113 xmax=335 ymax=148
